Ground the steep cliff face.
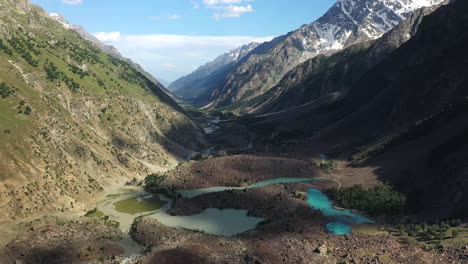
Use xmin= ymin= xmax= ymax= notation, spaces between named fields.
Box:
xmin=200 ymin=0 xmax=444 ymax=110
xmin=0 ymin=0 xmax=201 ymax=221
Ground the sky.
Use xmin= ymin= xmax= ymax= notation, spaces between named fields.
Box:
xmin=32 ymin=0 xmax=336 ymax=83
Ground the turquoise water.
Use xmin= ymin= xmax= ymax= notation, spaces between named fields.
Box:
xmin=98 ymin=178 xmax=372 ymax=238
xmin=325 ymin=222 xmax=352 ymax=235
xmin=178 ymin=177 xmax=325 ymax=198
xmin=150 ymin=208 xmax=265 ymax=236
xmin=306 ymin=189 xmax=374 ymax=235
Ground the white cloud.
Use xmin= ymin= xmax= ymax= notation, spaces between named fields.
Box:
xmin=61 ymin=0 xmax=83 ymax=5
xmin=163 ymin=64 xmax=177 ymax=70
xmin=148 ymin=14 xmax=183 ymax=21
xmin=94 ymin=32 xmax=121 ymax=42
xmin=203 ymin=0 xmax=252 ymax=5
xmin=211 ymin=4 xmax=254 ymax=19
xmin=106 ymin=34 xmax=273 ymax=49
xmin=200 ymin=0 xmax=255 ymax=19
xmin=93 ymin=32 xmax=275 ymax=81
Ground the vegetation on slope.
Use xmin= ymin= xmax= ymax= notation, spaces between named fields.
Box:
xmin=327 ymin=184 xmax=407 ymax=216
xmin=0 ymin=0 xmax=200 ymax=221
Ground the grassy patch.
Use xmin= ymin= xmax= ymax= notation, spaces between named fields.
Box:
xmin=113 ymin=196 xmax=166 ymax=215
xmin=85 ymin=208 xmax=105 ymax=218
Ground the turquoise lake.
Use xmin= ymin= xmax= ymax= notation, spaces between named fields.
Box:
xmin=98 ymin=177 xmax=373 ymax=239
xmin=305 ymin=189 xmax=374 ymax=235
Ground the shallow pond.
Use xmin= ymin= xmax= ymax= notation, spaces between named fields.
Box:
xmin=149 ymin=208 xmax=264 ymax=236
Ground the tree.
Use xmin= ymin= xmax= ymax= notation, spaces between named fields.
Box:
xmin=24 ymin=106 xmax=32 ymax=115
xmin=144 ymin=173 xmax=167 ymax=191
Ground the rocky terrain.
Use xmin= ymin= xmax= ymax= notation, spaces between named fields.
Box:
xmin=130 ymin=157 xmax=468 ymax=264
xmin=0 ymin=216 xmax=124 ymax=264
xmin=132 ymin=209 xmax=467 ymax=264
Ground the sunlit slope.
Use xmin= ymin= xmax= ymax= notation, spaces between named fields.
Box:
xmin=0 ymin=0 xmax=201 ymax=221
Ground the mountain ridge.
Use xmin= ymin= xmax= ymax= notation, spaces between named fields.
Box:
xmin=169 ymin=42 xmax=261 ymax=100
xmin=178 ymin=0 xmax=445 ymax=110
xmin=49 ymin=12 xmax=171 ymax=94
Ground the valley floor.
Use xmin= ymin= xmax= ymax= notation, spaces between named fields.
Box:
xmin=0 ymin=116 xmax=467 ymax=264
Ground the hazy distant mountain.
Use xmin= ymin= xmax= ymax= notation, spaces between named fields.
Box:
xmin=169 ymin=42 xmax=260 ymax=100
xmin=157 ymin=78 xmax=172 ymax=88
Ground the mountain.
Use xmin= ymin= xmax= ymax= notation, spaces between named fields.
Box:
xmin=246 ymin=2 xmax=443 ymax=114
xmin=246 ymin=0 xmax=467 ymax=217
xmin=0 ymin=0 xmax=201 ymax=221
xmin=49 ymin=13 xmax=170 ymax=96
xmin=190 ymin=0 xmax=444 ymax=110
xmin=50 ymin=13 xmax=122 ymax=57
xmin=158 ymin=78 xmax=172 ymax=88
xmin=169 ymin=42 xmax=260 ymax=100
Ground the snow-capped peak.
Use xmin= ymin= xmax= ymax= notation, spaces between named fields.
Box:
xmin=299 ymin=0 xmax=445 ymax=54
xmin=49 ymin=13 xmax=72 ymax=29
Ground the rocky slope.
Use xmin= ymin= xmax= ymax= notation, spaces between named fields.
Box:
xmin=50 ymin=13 xmax=121 ymax=58
xmin=169 ymin=42 xmax=260 ymax=101
xmin=247 ymin=2 xmax=443 ymax=114
xmin=245 ymin=0 xmax=467 ymax=218
xmin=197 ymin=0 xmax=444 ymax=110
xmin=0 ymin=0 xmax=201 ymax=222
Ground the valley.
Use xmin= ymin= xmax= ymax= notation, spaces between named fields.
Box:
xmin=0 ymin=0 xmax=467 ymax=263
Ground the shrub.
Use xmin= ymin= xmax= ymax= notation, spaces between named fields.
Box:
xmin=0 ymin=39 xmax=13 ymax=55
xmin=318 ymin=160 xmax=337 ymax=172
xmin=24 ymin=106 xmax=32 ymax=115
xmin=327 ymin=183 xmax=407 ymax=216
xmin=0 ymin=82 xmax=15 ymax=98
xmin=144 ymin=173 xmax=167 ymax=191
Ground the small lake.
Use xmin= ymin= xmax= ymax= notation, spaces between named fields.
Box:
xmin=150 ymin=208 xmax=264 ymax=237
xmin=92 ymin=176 xmax=373 ymax=254
xmin=305 ymin=189 xmax=374 ymax=235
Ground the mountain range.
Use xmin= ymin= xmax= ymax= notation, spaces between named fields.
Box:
xmin=172 ymin=0 xmax=445 ymax=111
xmin=240 ymin=0 xmax=467 ymax=217
xmin=0 ymin=0 xmax=467 ymax=262
xmin=168 ymin=42 xmax=260 ymax=100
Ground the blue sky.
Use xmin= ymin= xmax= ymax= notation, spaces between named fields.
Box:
xmin=32 ymin=0 xmax=336 ymax=82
